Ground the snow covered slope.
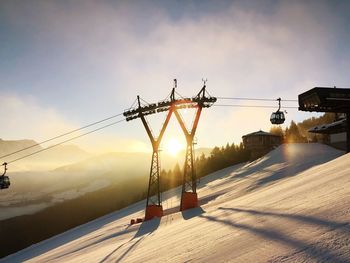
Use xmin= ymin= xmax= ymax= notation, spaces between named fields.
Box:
xmin=3 ymin=143 xmax=350 ymax=262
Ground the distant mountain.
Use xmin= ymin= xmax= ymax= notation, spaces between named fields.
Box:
xmin=0 ymin=139 xmax=41 ymax=157
xmin=0 ymin=139 xmax=91 ymax=171
xmin=54 ymin=151 xmax=149 ymax=173
xmin=28 ymin=144 xmax=92 ymax=167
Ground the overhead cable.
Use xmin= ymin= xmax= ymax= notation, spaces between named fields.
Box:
xmin=0 ymin=112 xmax=124 ymax=159
xmin=6 ymin=118 xmax=126 ymax=164
xmin=213 ymin=104 xmax=298 ymax=109
xmin=217 ymin=97 xmax=298 ymax=102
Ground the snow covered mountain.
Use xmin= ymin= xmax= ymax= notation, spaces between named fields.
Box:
xmin=2 ymin=143 xmax=349 ymax=262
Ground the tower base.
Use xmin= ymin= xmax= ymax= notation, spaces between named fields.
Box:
xmin=145 ymin=205 xmax=163 ymax=221
xmin=180 ymin=192 xmax=198 ymax=211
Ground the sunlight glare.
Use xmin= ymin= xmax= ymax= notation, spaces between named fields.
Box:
xmin=164 ymin=138 xmax=184 ymax=156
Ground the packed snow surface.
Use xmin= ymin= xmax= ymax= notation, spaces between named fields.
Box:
xmin=3 ymin=143 xmax=350 ymax=262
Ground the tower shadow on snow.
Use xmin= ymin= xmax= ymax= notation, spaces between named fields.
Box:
xmin=134 ymin=217 xmax=161 ymax=238
xmin=182 ymin=206 xmax=205 ymax=220
xmin=100 ymin=218 xmax=161 ymax=262
xmin=198 ymin=207 xmax=349 ymax=262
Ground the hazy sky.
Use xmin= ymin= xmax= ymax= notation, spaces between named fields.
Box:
xmin=1 ymin=0 xmax=350 ymax=154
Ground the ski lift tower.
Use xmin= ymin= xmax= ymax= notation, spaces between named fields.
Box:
xmin=123 ymin=80 xmax=216 ymax=220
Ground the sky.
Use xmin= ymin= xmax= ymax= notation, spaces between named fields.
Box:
xmin=1 ymin=0 xmax=350 ymax=154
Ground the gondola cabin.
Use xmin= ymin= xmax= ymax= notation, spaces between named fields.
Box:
xmin=0 ymin=176 xmax=10 ymax=189
xmin=270 ymin=98 xmax=285 ymax=125
xmin=1 ymin=162 xmax=10 ymax=189
xmin=270 ymin=111 xmax=285 ymax=125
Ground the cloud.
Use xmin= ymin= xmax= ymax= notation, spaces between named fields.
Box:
xmin=0 ymin=94 xmax=77 ymax=141
xmin=1 ymin=0 xmax=349 ymax=149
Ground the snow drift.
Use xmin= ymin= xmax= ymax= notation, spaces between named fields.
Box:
xmin=2 ymin=143 xmax=349 ymax=262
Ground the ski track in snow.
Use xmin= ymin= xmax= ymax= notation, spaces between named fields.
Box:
xmin=2 ymin=143 xmax=350 ymax=263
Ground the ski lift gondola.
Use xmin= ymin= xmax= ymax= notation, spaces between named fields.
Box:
xmin=0 ymin=162 xmax=10 ymax=189
xmin=270 ymin=98 xmax=285 ymax=125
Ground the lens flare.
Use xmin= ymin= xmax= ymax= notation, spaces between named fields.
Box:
xmin=164 ymin=138 xmax=184 ymax=156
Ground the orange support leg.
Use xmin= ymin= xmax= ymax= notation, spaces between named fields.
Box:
xmin=180 ymin=192 xmax=198 ymax=211
xmin=145 ymin=204 xmax=163 ymax=221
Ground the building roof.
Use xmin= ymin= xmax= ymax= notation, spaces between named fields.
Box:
xmin=298 ymin=87 xmax=350 ymax=113
xmin=242 ymin=130 xmax=281 ymax=138
xmin=309 ymin=118 xmax=347 ymax=134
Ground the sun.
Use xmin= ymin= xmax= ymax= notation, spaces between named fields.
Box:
xmin=164 ymin=138 xmax=184 ymax=156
